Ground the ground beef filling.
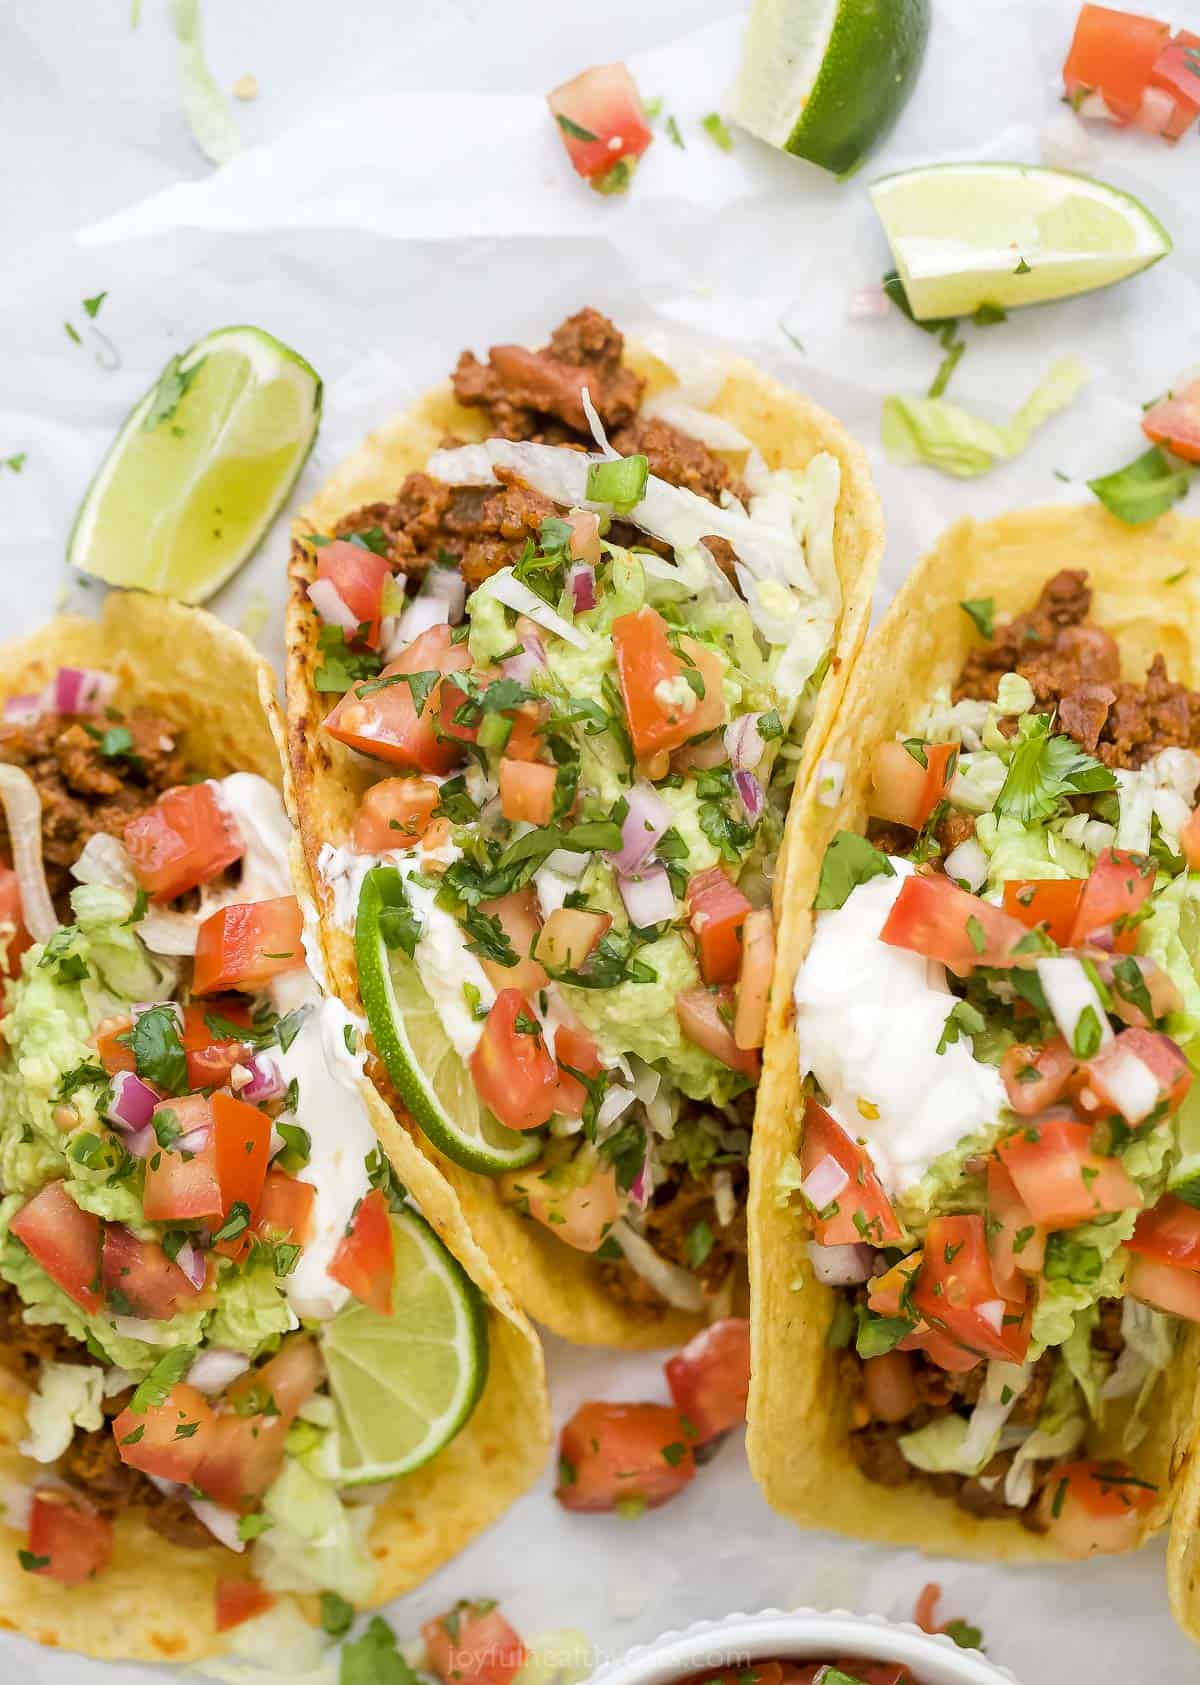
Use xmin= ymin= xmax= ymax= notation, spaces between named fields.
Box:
xmin=0 ymin=1286 xmax=212 ymax=1549
xmin=955 ymin=568 xmax=1200 ymax=769
xmin=0 ymin=708 xmax=188 ymax=914
xmin=331 ymin=307 xmax=750 ymax=592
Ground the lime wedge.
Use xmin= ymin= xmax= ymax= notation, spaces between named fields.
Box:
xmin=323 ymin=1207 xmax=488 ymax=1484
xmin=68 ymin=325 xmax=321 ymax=602
xmin=729 ymin=0 xmax=930 ymax=177
xmin=870 ymin=163 xmax=1172 ymax=320
xmin=355 ymin=867 xmax=540 ymax=1175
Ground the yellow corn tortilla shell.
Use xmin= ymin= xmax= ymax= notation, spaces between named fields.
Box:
xmin=0 ymin=592 xmax=549 ymax=1662
xmin=749 ymin=504 xmax=1200 ymax=1563
xmin=284 ymin=340 xmax=883 ymax=1347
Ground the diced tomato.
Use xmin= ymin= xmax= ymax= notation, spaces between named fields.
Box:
xmin=879 ymin=873 xmax=1029 ymax=975
xmin=194 ymin=1337 xmax=323 ymax=1509
xmin=113 ymin=1383 xmax=216 ymax=1482
xmin=1149 ymin=30 xmax=1200 ymax=139
xmin=325 ymin=625 xmax=472 ymax=773
xmin=675 ymin=985 xmax=760 ymax=1078
xmin=500 ymin=1153 xmax=619 ymax=1252
xmin=143 ymin=1095 xmax=223 ymax=1222
xmin=26 ymin=1491 xmax=113 ymax=1586
xmin=124 ymin=783 xmax=244 ymax=902
xmin=504 ymin=702 xmax=550 ymax=763
xmin=536 ymin=907 xmax=611 ymax=972
xmin=329 ymin=1187 xmax=395 ymax=1314
xmin=215 ymin=1578 xmax=276 ymax=1634
xmin=1062 ymin=5 xmax=1170 ymax=123
xmin=1081 ymin=1026 xmax=1192 ymax=1124
xmin=1125 ymin=1250 xmax=1200 ymax=1321
xmin=424 ymin=1602 xmax=528 ymax=1685
xmin=1181 ymin=805 xmax=1200 ymax=871
xmin=352 ymin=777 xmax=441 ymax=853
xmin=101 ymin=1225 xmax=202 ymax=1319
xmin=1039 ymin=1458 xmax=1156 ymax=1557
xmin=1003 ymin=879 xmax=1085 ymax=947
xmin=555 ymin=1018 xmax=603 ymax=1078
xmin=800 ymin=1099 xmax=902 ymax=1247
xmin=686 ymin=867 xmax=751 ymax=985
xmin=555 ymin=1401 xmax=696 ymax=1512
xmin=547 ymin=63 xmax=653 ymax=190
xmin=10 ymin=1181 xmax=102 ymax=1312
xmin=1125 ymin=1192 xmax=1200 ymax=1271
xmin=476 ymin=888 xmax=548 ymax=997
xmin=986 ymin=1160 xmax=1046 ymax=1302
xmin=912 ymin=1215 xmax=1030 ymax=1364
xmin=612 ymin=609 xmax=725 ymax=768
xmin=898 ymin=1323 xmax=984 ymax=1376
xmin=1069 ymin=848 xmax=1155 ymax=952
xmin=1142 ymin=378 xmax=1200 ymax=465
xmin=181 ymin=1000 xmax=251 ymax=1089
xmin=212 ymin=1090 xmax=272 ymax=1222
xmin=254 ymin=1168 xmax=315 ymax=1245
xmin=995 ymin=1114 xmax=1141 ymax=1230
xmin=315 ymin=539 xmax=392 ymax=648
xmin=471 ymin=988 xmax=560 ymax=1132
xmin=867 ymin=1252 xmax=921 ymax=1319
xmin=193 ymin=896 xmax=305 ymax=995
xmin=95 ymin=1016 xmax=135 ymax=1074
xmin=1000 ymin=1037 xmax=1076 ymax=1116
xmin=869 ymin=740 xmax=957 ymax=832
xmin=664 ymin=1318 xmax=750 ymax=1443
xmin=499 ymin=758 xmax=557 ymax=826
xmin=0 ymin=862 xmax=31 ymax=976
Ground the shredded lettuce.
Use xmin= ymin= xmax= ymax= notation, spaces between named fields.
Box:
xmin=173 ymin=0 xmax=240 ymax=166
xmin=1060 ymin=1305 xmax=1104 ymax=1422
xmin=255 ymin=1457 xmax=377 ymax=1602
xmin=20 ymin=1361 xmax=104 ymax=1462
xmin=881 ymin=356 xmax=1088 ymax=478
xmin=1103 ymin=1299 xmax=1177 ymax=1452
xmin=1138 ymin=873 xmax=1200 ymax=1040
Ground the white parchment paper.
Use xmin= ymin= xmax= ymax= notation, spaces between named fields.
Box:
xmin=1 ymin=1 xmax=1198 ymax=1680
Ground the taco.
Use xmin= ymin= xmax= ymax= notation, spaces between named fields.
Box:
xmin=748 ymin=504 xmax=1200 ymax=1567
xmin=0 ymin=593 xmax=548 ymax=1663
xmin=283 ymin=308 xmax=883 ymax=1345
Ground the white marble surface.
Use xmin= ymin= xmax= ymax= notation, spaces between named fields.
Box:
xmin=1 ymin=1 xmax=1198 ymax=1679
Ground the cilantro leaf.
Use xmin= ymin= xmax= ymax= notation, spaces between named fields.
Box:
xmin=321 ymin=1590 xmax=355 ymax=1637
xmin=1089 ymin=446 xmax=1193 ymax=527
xmin=340 ymin=1615 xmax=418 ymax=1685
xmin=129 ymin=1345 xmax=196 ymax=1413
xmin=126 ymin=1004 xmax=188 ymax=1094
xmin=994 ymin=715 xmax=1116 ymax=824
xmin=314 ymin=626 xmax=382 ymax=694
xmin=813 ymin=832 xmax=895 ymax=911
xmin=960 ymin=597 xmax=995 ymax=639
xmin=142 ymin=354 xmax=206 ymax=432
xmin=936 ymin=999 xmax=986 ymax=1054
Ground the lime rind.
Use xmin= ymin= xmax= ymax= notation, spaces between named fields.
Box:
xmin=324 ymin=1207 xmax=489 ymax=1485
xmin=355 ymin=867 xmax=540 ymax=1175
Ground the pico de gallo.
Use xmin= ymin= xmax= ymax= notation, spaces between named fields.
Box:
xmin=676 ymin=1660 xmax=927 ymax=1685
xmin=299 ymin=309 xmax=842 ymax=1317
xmin=0 ymin=661 xmax=484 ymax=1611
xmin=1062 ymin=4 xmax=1200 ymax=141
xmin=788 ymin=571 xmax=1200 ymax=1553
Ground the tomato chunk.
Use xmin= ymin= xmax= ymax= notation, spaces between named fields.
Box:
xmin=664 ymin=1318 xmax=750 ymax=1443
xmin=800 ymin=1099 xmax=901 ymax=1247
xmin=500 ymin=1153 xmax=619 ymax=1253
xmin=869 ymin=740 xmax=956 ymax=832
xmin=113 ymin=1383 xmax=216 ymax=1483
xmin=1069 ymin=848 xmax=1155 ymax=952
xmin=499 ymin=758 xmax=557 ymax=826
xmin=686 ymin=867 xmax=751 ymax=985
xmin=181 ymin=1000 xmax=251 ymax=1089
xmin=1142 ymin=378 xmax=1200 ymax=465
xmin=212 ymin=1090 xmax=273 ymax=1220
xmin=1062 ymin=5 xmax=1169 ymax=122
xmin=329 ymin=1187 xmax=395 ymax=1314
xmin=1149 ymin=31 xmax=1200 ymax=139
xmin=194 ymin=1337 xmax=323 ymax=1509
xmin=1000 ymin=1037 xmax=1076 ymax=1116
xmin=254 ymin=1167 xmax=316 ymax=1245
xmin=986 ymin=1159 xmax=1046 ymax=1301
xmin=102 ymin=1225 xmax=202 ymax=1319
xmin=0 ymin=862 xmax=31 ymax=976
xmin=124 ymin=783 xmax=244 ymax=901
xmin=995 ymin=1114 xmax=1141 ymax=1230
xmin=547 ymin=63 xmax=653 ymax=190
xmin=913 ymin=1214 xmax=1029 ymax=1364
xmin=1039 ymin=1458 xmax=1156 ymax=1557
xmin=471 ymin=987 xmax=560 ymax=1132
xmin=476 ymin=888 xmax=548 ymax=997
xmin=675 ymin=986 xmax=760 ymax=1078
xmin=1125 ymin=1251 xmax=1200 ymax=1320
xmin=10 ymin=1181 xmax=101 ymax=1312
xmin=352 ymin=777 xmax=440 ymax=852
xmin=612 ymin=608 xmax=725 ymax=766
xmin=314 ymin=538 xmax=392 ymax=648
xmin=1003 ymin=879 xmax=1084 ymax=946
xmin=1081 ymin=1026 xmax=1191 ymax=1124
xmin=555 ymin=1401 xmax=696 ymax=1512
xmin=879 ymin=873 xmax=1029 ymax=974
xmin=215 ymin=1578 xmax=276 ymax=1634
xmin=424 ymin=1602 xmax=528 ymax=1685
xmin=27 ymin=1490 xmax=113 ymax=1586
xmin=1125 ymin=1192 xmax=1200 ymax=1271
xmin=324 ymin=625 xmax=471 ymax=773
xmin=143 ymin=1095 xmax=223 ymax=1222
xmin=193 ymin=896 xmax=305 ymax=995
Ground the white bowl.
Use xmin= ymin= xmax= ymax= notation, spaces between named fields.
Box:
xmin=588 ymin=1608 xmax=1020 ymax=1685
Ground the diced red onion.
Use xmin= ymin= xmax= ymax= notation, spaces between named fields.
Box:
xmin=306 ymin=577 xmax=359 ymax=635
xmin=543 ymin=847 xmax=589 ymax=878
xmin=48 ymin=667 xmax=117 ymax=717
xmin=617 ymin=862 xmax=675 ymax=927
xmin=500 ymin=629 xmax=548 ymax=685
xmin=724 ymin=714 xmax=766 ymax=771
xmin=240 ymin=1052 xmax=284 ymax=1103
xmin=806 ymin=1240 xmax=873 ymax=1286
xmin=734 ymin=769 xmax=763 ymax=821
xmin=568 ymin=563 xmax=597 ymax=613
xmin=628 ymin=1150 xmax=652 ymax=1210
xmin=800 ymin=1153 xmax=848 ymax=1210
xmin=977 ymin=1299 xmax=1005 ymax=1335
xmin=1137 ymin=86 xmax=1176 ymax=136
xmin=848 ymin=286 xmax=891 ymax=321
xmin=106 ymin=1070 xmax=159 ymax=1132
xmin=3 ymin=693 xmax=43 ymax=725
xmin=123 ymin=1124 xmax=155 ymax=1159
xmin=174 ymin=1239 xmax=208 ymax=1291
xmin=178 ymin=1124 xmax=213 ymax=1154
xmin=609 ymin=782 xmax=672 ymax=875
xmin=187 ymin=1347 xmax=251 ymax=1395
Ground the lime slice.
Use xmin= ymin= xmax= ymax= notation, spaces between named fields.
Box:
xmin=68 ymin=325 xmax=321 ymax=602
xmin=356 ymin=867 xmax=540 ymax=1175
xmin=323 ymin=1207 xmax=488 ymax=1484
xmin=870 ymin=163 xmax=1172 ymax=321
xmin=729 ymin=0 xmax=930 ymax=177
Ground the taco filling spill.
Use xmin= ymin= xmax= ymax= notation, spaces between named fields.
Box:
xmin=0 ymin=649 xmax=492 ymax=1603
xmin=293 ymin=309 xmax=855 ymax=1322
xmin=786 ymin=568 xmax=1200 ymax=1557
